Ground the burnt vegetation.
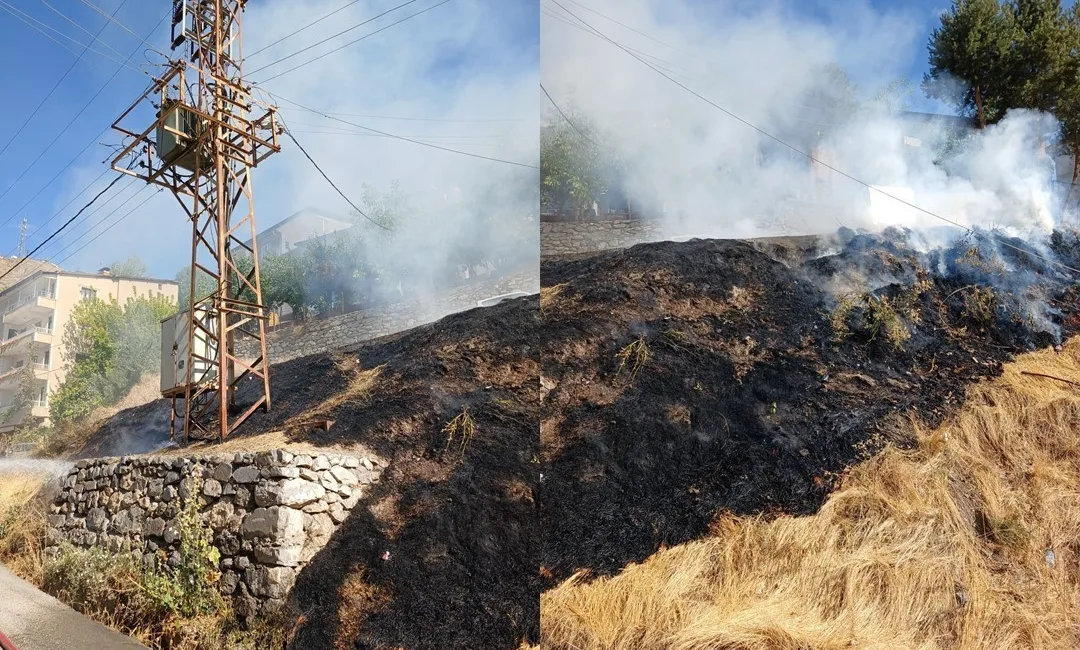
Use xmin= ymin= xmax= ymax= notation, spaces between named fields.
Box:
xmin=539 ymin=229 xmax=1080 ymax=583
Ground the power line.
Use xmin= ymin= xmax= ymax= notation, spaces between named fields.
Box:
xmin=263 ymin=89 xmax=539 ymax=169
xmin=0 ymin=175 xmax=125 ymax=285
xmin=286 ymin=111 xmax=524 ymax=124
xmin=53 ymin=186 xmax=159 ymax=264
xmin=541 ymin=82 xmax=599 ymax=146
xmin=247 ymin=0 xmax=423 ymax=77
xmin=34 ymin=178 xmax=143 ymax=261
xmin=0 ymin=8 xmax=169 ymax=244
xmin=280 ymin=125 xmax=390 ymax=231
xmin=37 ymin=0 xmax=128 ymax=60
xmin=247 ymin=0 xmax=364 ymax=58
xmin=0 ymin=0 xmax=142 ymax=73
xmin=74 ymin=0 xmax=166 ymax=57
xmin=0 ymin=0 xmax=130 ymax=162
xmin=547 ymin=0 xmax=1080 ymax=277
xmin=254 ymin=0 xmax=453 ymax=84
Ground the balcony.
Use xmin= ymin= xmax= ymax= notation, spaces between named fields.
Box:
xmin=0 ymin=363 xmax=48 ymax=387
xmin=0 ymin=327 xmax=53 ymax=353
xmin=3 ymin=290 xmax=56 ymax=326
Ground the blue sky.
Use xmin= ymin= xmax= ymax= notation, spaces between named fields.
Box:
xmin=0 ymin=0 xmax=537 ymax=279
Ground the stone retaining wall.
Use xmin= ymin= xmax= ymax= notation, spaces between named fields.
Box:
xmin=46 ymin=450 xmax=382 ymax=617
xmin=540 ymin=220 xmax=665 ymax=257
xmin=238 ymin=267 xmax=540 ymax=364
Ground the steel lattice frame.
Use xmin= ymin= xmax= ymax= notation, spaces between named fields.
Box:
xmin=110 ymin=0 xmax=280 ymax=440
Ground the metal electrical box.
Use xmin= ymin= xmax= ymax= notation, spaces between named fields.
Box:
xmin=160 ymin=307 xmax=218 ymax=395
xmin=156 ymin=100 xmax=203 ymax=171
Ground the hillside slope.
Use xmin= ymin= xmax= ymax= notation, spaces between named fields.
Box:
xmin=540 ymin=232 xmax=1079 ymax=584
xmin=542 ymin=335 xmax=1080 ymax=650
xmin=85 ymin=297 xmax=540 ymax=650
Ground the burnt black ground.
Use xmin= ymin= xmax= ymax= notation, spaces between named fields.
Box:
xmin=539 ymin=231 xmax=1079 ymax=583
xmin=87 ymin=297 xmax=540 ymax=650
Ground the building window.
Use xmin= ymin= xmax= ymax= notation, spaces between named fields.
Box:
xmin=81 ymin=287 xmax=96 ymax=301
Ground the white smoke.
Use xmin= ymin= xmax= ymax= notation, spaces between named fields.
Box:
xmin=541 ymin=0 xmax=1065 ymax=243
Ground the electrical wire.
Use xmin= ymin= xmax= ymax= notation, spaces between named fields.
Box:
xmin=254 ymin=0 xmax=452 ymax=84
xmin=0 ymin=0 xmax=134 ymax=165
xmin=0 ymin=0 xmax=142 ymax=73
xmin=0 ymin=175 xmax=126 ymax=284
xmin=547 ymin=0 xmax=1080 ymax=277
xmin=34 ymin=178 xmax=144 ymax=261
xmin=246 ymin=0 xmax=423 ymax=77
xmin=262 ymin=89 xmax=539 ymax=169
xmin=541 ymin=82 xmax=599 ymax=146
xmin=279 ymin=124 xmax=390 ymax=231
xmin=37 ymin=0 xmax=128 ymax=60
xmin=54 ymin=187 xmax=161 ymax=265
xmin=0 ymin=8 xmax=170 ymax=245
xmin=246 ymin=0 xmax=364 ymax=58
xmin=74 ymin=0 xmax=166 ymax=57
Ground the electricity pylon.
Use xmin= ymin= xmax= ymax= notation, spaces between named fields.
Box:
xmin=110 ymin=0 xmax=281 ymax=440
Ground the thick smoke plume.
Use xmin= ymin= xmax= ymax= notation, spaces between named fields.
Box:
xmin=541 ymin=0 xmax=1066 ymax=243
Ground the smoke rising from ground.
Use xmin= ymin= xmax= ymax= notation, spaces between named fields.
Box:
xmin=541 ymin=0 xmax=1064 ymax=244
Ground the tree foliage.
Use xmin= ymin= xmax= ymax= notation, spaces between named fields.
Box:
xmin=175 ymin=265 xmax=216 ymax=307
xmin=540 ymin=97 xmax=615 ymax=217
xmin=107 ymin=256 xmax=149 ymax=278
xmin=51 ymin=295 xmax=176 ymax=423
xmin=924 ymin=0 xmax=1017 ymax=128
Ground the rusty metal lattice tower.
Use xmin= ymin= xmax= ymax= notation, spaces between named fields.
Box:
xmin=110 ymin=0 xmax=280 ymax=440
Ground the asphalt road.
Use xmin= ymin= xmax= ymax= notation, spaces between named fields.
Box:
xmin=0 ymin=565 xmax=148 ymax=650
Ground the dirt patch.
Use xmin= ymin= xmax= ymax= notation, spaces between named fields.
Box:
xmin=539 ymin=231 xmax=1079 ymax=583
xmin=85 ymin=296 xmax=540 ymax=650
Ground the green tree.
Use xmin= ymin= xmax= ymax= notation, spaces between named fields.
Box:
xmin=50 ymin=295 xmax=175 ymax=423
xmin=107 ymin=256 xmax=148 ymax=278
xmin=175 ymin=264 xmax=216 ymax=307
xmin=924 ymin=0 xmax=1017 ymax=128
xmin=1001 ymin=0 xmax=1071 ymax=112
xmin=540 ymin=97 xmax=613 ymax=218
xmin=359 ymin=180 xmax=410 ymax=231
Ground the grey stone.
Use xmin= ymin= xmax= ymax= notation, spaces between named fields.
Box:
xmin=232 ymin=466 xmax=261 ymax=483
xmin=202 ymin=479 xmax=222 ymax=498
xmin=293 ymin=454 xmax=313 ymax=468
xmin=112 ymin=510 xmax=135 ymax=535
xmin=162 ymin=486 xmax=176 ymax=502
xmin=241 ymin=507 xmax=303 ymax=541
xmin=144 ymin=517 xmax=166 ymax=537
xmin=178 ymin=478 xmax=194 ymax=500
xmin=235 ymin=555 xmax=250 ymax=570
xmin=47 ymin=514 xmax=67 ymax=527
xmin=163 ymin=523 xmax=180 ymax=545
xmin=244 ymin=566 xmax=295 ymax=599
xmin=254 ymin=544 xmax=303 ymax=567
xmin=298 ymin=468 xmax=319 ymax=482
xmin=207 ymin=501 xmax=235 ymax=530
xmin=278 ymin=478 xmax=325 ymax=506
xmin=343 ymin=457 xmax=360 ymax=469
xmin=262 ymin=465 xmax=300 ymax=479
xmin=147 ymin=479 xmax=164 ymax=498
xmin=220 ymin=570 xmax=240 ymax=595
xmin=212 ymin=462 xmax=233 ymax=483
xmin=329 ymin=465 xmax=358 ymax=487
xmin=234 ymin=486 xmax=253 ymax=508
xmin=86 ymin=508 xmax=107 ymax=532
xmin=254 ymin=482 xmax=282 ymax=507
xmin=328 ymin=502 xmax=347 ymax=524
xmin=164 ymin=471 xmax=180 ymax=485
xmin=312 ymin=455 xmax=331 ymax=471
xmin=302 ymin=500 xmax=328 ymax=514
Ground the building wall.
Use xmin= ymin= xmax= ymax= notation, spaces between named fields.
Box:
xmin=255 ymin=214 xmax=353 ymax=256
xmin=0 ymin=273 xmax=178 ymax=431
xmin=47 ymin=450 xmax=383 ymax=618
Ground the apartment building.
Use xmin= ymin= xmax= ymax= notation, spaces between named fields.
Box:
xmin=0 ymin=269 xmax=179 ymax=432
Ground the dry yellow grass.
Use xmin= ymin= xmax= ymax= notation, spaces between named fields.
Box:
xmin=542 ymin=337 xmax=1080 ymax=650
xmin=0 ymin=470 xmax=48 ymax=583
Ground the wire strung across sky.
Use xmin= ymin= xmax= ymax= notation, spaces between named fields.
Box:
xmin=247 ymin=0 xmax=424 ymax=77
xmin=253 ymin=0 xmax=454 ymax=84
xmin=0 ymin=7 xmax=171 ymax=254
xmin=547 ymin=0 xmax=1080 ymax=278
xmin=0 ymin=0 xmax=144 ymax=74
xmin=262 ymin=89 xmax=539 ymax=169
xmin=246 ymin=0 xmax=364 ymax=58
xmin=0 ymin=175 xmax=126 ymax=285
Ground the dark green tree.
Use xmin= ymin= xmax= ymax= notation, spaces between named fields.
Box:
xmin=540 ymin=96 xmax=613 ymax=218
xmin=924 ymin=0 xmax=1017 ymax=128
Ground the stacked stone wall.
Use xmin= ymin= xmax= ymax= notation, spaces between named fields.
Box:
xmin=46 ymin=450 xmax=382 ymax=615
xmin=540 ymin=220 xmax=664 ymax=257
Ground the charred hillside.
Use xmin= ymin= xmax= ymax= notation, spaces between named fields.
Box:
xmin=85 ymin=297 xmax=540 ymax=650
xmin=539 ymin=230 xmax=1080 ymax=584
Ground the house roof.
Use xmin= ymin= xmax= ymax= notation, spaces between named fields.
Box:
xmin=0 ymin=267 xmax=178 ymax=298
xmin=242 ymin=210 xmax=354 ymax=247
xmin=0 ymin=259 xmax=61 ymax=293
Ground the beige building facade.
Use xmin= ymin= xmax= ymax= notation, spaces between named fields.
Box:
xmin=0 ymin=270 xmax=178 ymax=432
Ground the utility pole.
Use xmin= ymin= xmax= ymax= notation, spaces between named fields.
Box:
xmin=110 ymin=0 xmax=280 ymax=440
xmin=16 ymin=218 xmax=26 ymax=258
